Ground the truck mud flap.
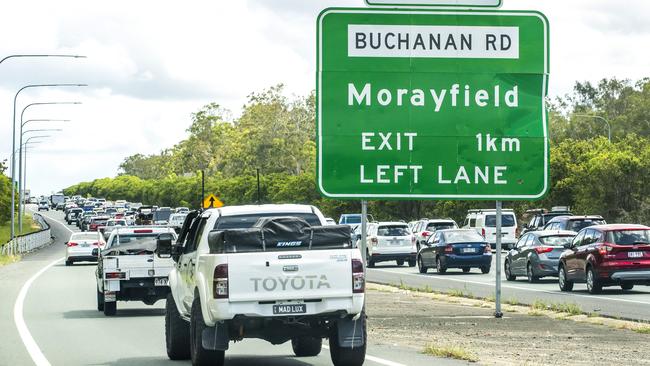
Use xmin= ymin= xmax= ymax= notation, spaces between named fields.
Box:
xmin=336 ymin=315 xmax=365 ymax=348
xmin=202 ymin=321 xmax=229 ymax=351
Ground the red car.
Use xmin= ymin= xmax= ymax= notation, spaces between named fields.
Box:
xmin=558 ymin=224 xmax=650 ymax=294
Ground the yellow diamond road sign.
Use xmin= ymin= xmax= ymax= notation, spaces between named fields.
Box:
xmin=203 ymin=194 xmax=224 ymax=209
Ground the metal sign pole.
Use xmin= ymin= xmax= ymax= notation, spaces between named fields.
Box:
xmin=495 ymin=200 xmax=503 ymax=318
xmin=361 ymin=200 xmax=368 ymax=275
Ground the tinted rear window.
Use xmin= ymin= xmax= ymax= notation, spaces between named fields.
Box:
xmin=568 ymin=219 xmax=605 ymax=232
xmin=426 ymin=222 xmax=456 ymax=231
xmin=342 ymin=215 xmax=361 ymax=224
xmin=108 ymin=234 xmax=158 ymax=248
xmin=539 ymin=235 xmax=574 ymax=247
xmin=377 ymin=226 xmax=409 ymax=236
xmin=444 ymin=231 xmax=484 ymax=243
xmin=72 ymin=233 xmax=97 ymax=241
xmin=606 ymin=230 xmax=650 ymax=245
xmin=214 ymin=213 xmax=322 ymax=230
xmin=485 ymin=215 xmax=516 ymax=227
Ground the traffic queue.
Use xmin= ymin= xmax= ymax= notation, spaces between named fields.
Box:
xmin=344 ymin=206 xmax=650 ymax=295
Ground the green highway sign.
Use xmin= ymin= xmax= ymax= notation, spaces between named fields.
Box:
xmin=316 ymin=8 xmax=549 ymax=200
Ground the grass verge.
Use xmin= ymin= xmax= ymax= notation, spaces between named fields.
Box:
xmin=0 ymin=214 xmax=41 ymax=245
xmin=423 ymin=344 xmax=478 ymax=362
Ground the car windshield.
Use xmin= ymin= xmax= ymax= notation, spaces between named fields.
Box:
xmin=485 ymin=214 xmax=516 ymax=227
xmin=153 ymin=210 xmax=172 ymax=221
xmin=426 ymin=222 xmax=456 ymax=231
xmin=568 ymin=219 xmax=605 ymax=232
xmin=214 ymin=213 xmax=322 ymax=230
xmin=539 ymin=235 xmax=574 ymax=246
xmin=606 ymin=230 xmax=650 ymax=245
xmin=443 ymin=231 xmax=484 ymax=243
xmin=71 ymin=233 xmax=97 ymax=241
xmin=377 ymin=226 xmax=409 ymax=237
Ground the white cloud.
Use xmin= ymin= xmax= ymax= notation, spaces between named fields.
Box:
xmin=0 ymin=0 xmax=648 ymax=196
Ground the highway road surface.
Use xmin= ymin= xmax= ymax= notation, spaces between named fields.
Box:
xmin=368 ymin=252 xmax=650 ymax=322
xmin=0 ymin=209 xmax=463 ymax=366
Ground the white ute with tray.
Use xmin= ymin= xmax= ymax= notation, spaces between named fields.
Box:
xmin=158 ymin=204 xmax=366 ymax=366
xmin=95 ymin=226 xmax=177 ymax=316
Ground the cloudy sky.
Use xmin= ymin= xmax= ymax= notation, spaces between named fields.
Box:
xmin=0 ymin=0 xmax=648 ymax=196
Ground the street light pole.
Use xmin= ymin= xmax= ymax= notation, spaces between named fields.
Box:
xmin=0 ymin=54 xmax=85 ymax=65
xmin=10 ymin=84 xmax=86 ymax=240
xmin=574 ymin=114 xmax=611 ymax=142
xmin=18 ymin=103 xmax=79 ymax=227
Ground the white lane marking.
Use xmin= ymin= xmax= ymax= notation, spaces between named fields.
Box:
xmin=14 ymin=257 xmax=63 ymax=366
xmin=322 ymin=345 xmax=407 ymax=366
xmin=372 ymin=269 xmax=650 ymax=306
xmin=14 ymin=210 xmax=73 ymax=366
xmin=36 ymin=211 xmax=75 ymax=234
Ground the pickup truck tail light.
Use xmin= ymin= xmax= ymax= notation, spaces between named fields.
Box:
xmin=105 ymin=272 xmax=126 ymax=279
xmin=213 ymin=264 xmax=229 ymax=299
xmin=352 ymin=259 xmax=365 ymax=293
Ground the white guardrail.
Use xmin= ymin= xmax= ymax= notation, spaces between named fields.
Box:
xmin=1 ymin=213 xmax=52 ymax=256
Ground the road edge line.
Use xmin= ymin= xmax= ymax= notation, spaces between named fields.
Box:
xmin=13 ymin=256 xmax=64 ymax=366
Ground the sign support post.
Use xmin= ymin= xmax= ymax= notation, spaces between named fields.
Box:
xmin=495 ymin=200 xmax=503 ymax=318
xmin=361 ymin=200 xmax=368 ymax=275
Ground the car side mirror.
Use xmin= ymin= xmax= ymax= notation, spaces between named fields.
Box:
xmin=156 ymin=233 xmax=174 ymax=259
xmin=64 ymin=241 xmax=68 ymax=246
xmin=356 ymin=234 xmax=362 ymax=241
xmin=523 ymin=223 xmax=529 ymax=229
xmin=508 ymin=243 xmax=516 ymax=250
xmin=92 ymin=248 xmax=99 ymax=257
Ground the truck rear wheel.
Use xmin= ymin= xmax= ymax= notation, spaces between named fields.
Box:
xmin=165 ymin=293 xmax=190 ymax=360
xmin=329 ymin=313 xmax=367 ymax=366
xmin=97 ymin=290 xmax=104 ymax=311
xmin=103 ymin=300 xmax=116 ymax=316
xmin=191 ymin=298 xmax=224 ymax=366
xmin=292 ymin=336 xmax=322 ymax=357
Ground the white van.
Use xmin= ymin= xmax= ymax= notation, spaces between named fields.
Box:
xmin=462 ymin=209 xmax=517 ymax=250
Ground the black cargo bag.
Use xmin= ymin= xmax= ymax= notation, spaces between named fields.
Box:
xmin=207 ymin=216 xmax=352 ymax=253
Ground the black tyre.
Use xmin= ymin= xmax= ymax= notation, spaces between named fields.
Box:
xmin=462 ymin=268 xmax=471 ymax=273
xmin=621 ymin=283 xmax=634 ymax=291
xmin=481 ymin=266 xmax=491 ymax=274
xmin=329 ymin=313 xmax=366 ymax=366
xmin=97 ymin=290 xmax=104 ymax=311
xmin=417 ymin=256 xmax=428 ymax=274
xmin=366 ymin=252 xmax=375 ymax=268
xmin=396 ymin=259 xmax=405 ymax=266
xmin=191 ymin=298 xmax=224 ymax=366
xmin=436 ymin=257 xmax=446 ymax=274
xmin=586 ymin=267 xmax=602 ymax=294
xmin=407 ymin=259 xmax=416 ymax=267
xmin=505 ymin=260 xmax=516 ymax=281
xmin=558 ymin=265 xmax=573 ymax=292
xmin=166 ymin=293 xmax=191 ymax=360
xmin=103 ymin=301 xmax=116 ymax=316
xmin=65 ymin=260 xmax=72 ymax=266
xmin=527 ymin=263 xmax=539 ymax=283
xmin=292 ymin=337 xmax=322 ymax=357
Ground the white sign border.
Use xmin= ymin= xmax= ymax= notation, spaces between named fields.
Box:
xmin=316 ymin=8 xmax=549 ymax=200
xmin=364 ymin=0 xmax=503 ymax=9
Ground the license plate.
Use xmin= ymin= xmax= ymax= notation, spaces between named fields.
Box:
xmin=273 ymin=304 xmax=306 ymax=315
xmin=154 ymin=278 xmax=168 ymax=286
xmin=462 ymin=248 xmax=476 ymax=253
xmin=628 ymin=252 xmax=644 ymax=258
xmin=80 ymin=243 xmax=90 ymax=248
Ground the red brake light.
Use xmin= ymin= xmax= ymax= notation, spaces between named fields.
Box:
xmin=598 ymin=245 xmax=613 ymax=255
xmin=481 ymin=228 xmax=486 ymax=238
xmin=444 ymin=245 xmax=453 ymax=253
xmin=213 ymin=264 xmax=229 ymax=299
xmin=370 ymin=237 xmax=378 ymax=245
xmin=352 ymin=259 xmax=365 ymax=293
xmin=134 ymin=229 xmax=153 ymax=233
xmin=67 ymin=242 xmax=78 ymax=247
xmin=422 ymin=231 xmax=430 ymax=237
xmin=106 ymin=272 xmax=126 ymax=279
xmin=534 ymin=246 xmax=554 ymax=254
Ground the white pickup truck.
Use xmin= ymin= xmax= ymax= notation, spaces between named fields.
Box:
xmin=95 ymin=226 xmax=177 ymax=316
xmin=158 ymin=204 xmax=366 ymax=366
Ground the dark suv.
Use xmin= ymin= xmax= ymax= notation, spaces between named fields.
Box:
xmin=543 ymin=215 xmax=605 ymax=233
xmin=521 ymin=209 xmax=572 ymax=235
xmin=558 ymin=224 xmax=650 ymax=294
